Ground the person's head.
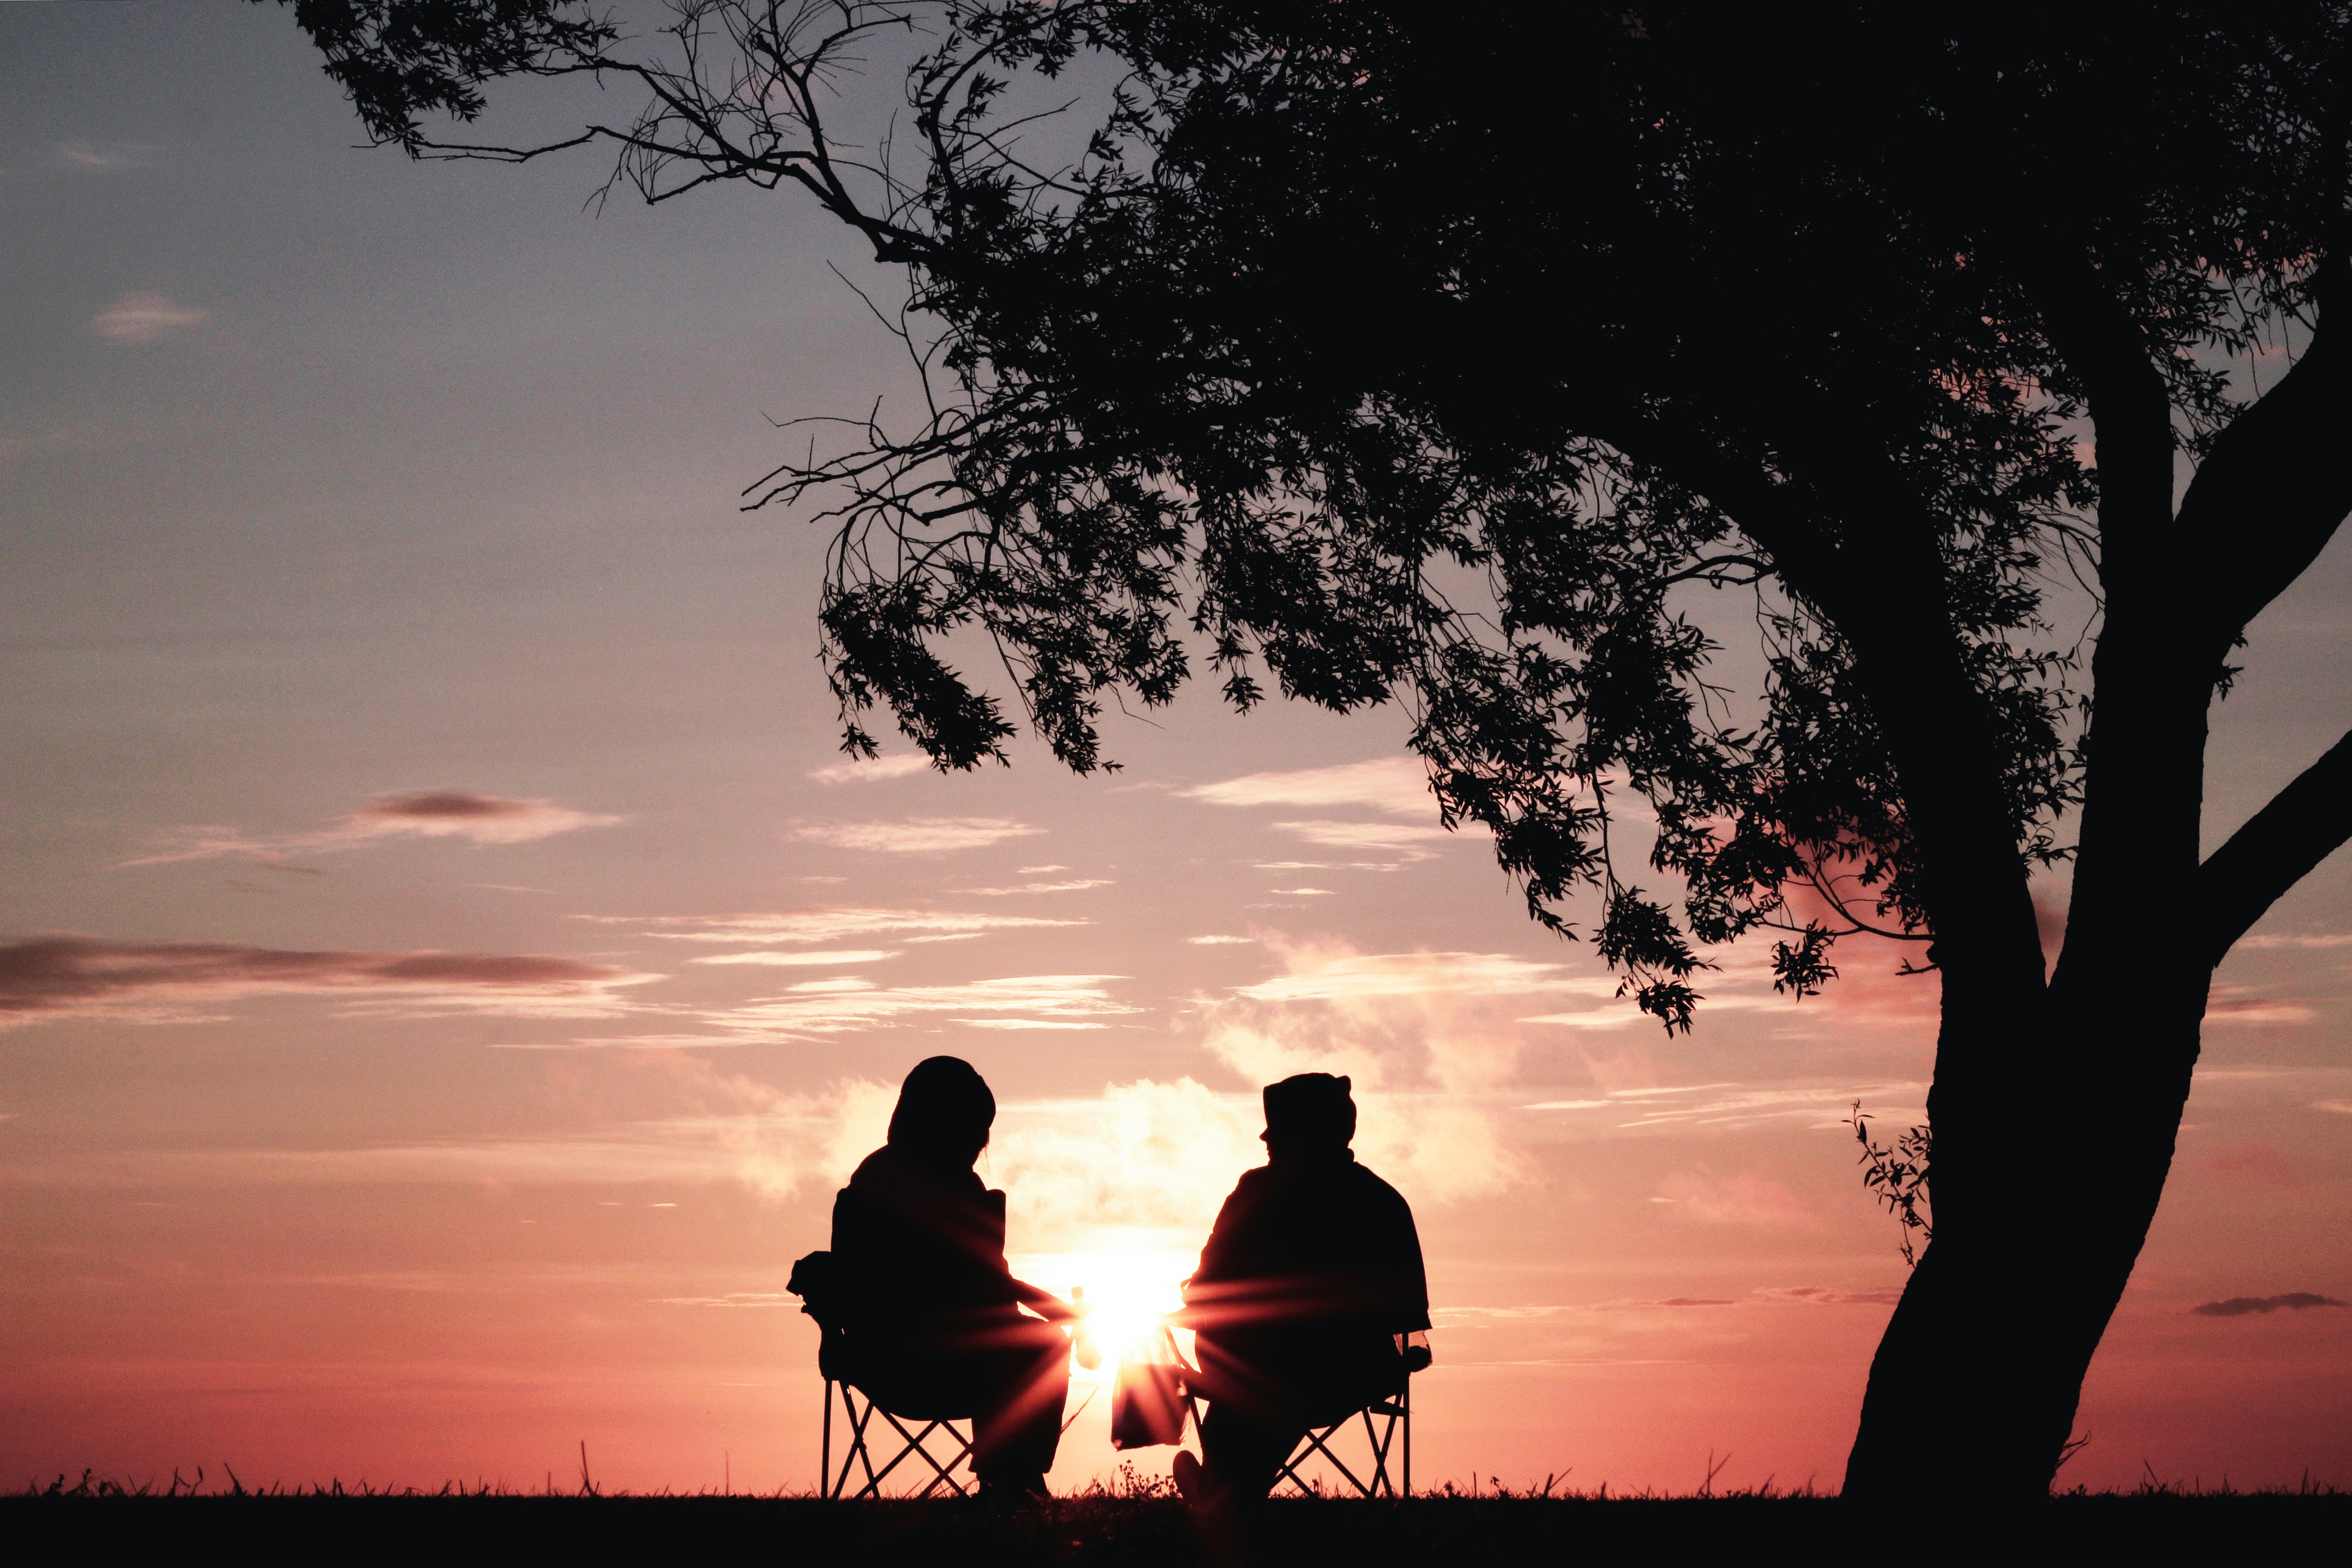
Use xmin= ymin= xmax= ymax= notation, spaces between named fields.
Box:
xmin=1261 ymin=1072 xmax=1355 ymax=1158
xmin=887 ymin=1055 xmax=997 ymax=1173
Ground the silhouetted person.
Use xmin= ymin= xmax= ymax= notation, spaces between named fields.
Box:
xmin=1173 ymin=1073 xmax=1430 ymax=1504
xmin=801 ymin=1056 xmax=1074 ymax=1499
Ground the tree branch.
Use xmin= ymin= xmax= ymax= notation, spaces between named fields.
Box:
xmin=2200 ymin=724 xmax=2352 ymax=968
xmin=2172 ymin=299 xmax=2352 ymax=654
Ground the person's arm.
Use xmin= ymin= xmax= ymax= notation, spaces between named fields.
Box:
xmin=1009 ymin=1276 xmax=1078 ymax=1323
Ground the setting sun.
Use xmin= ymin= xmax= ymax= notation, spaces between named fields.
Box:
xmin=1015 ymin=1239 xmax=1200 ymax=1385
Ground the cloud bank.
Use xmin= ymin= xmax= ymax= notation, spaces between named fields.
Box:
xmin=0 ymin=936 xmax=654 ymax=1030
xmin=2191 ymin=1292 xmax=2347 ymax=1317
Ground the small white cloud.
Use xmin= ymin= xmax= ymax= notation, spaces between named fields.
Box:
xmin=1187 ymin=935 xmax=1255 ymax=946
xmin=805 ymin=754 xmax=934 ymax=784
xmin=962 ymin=879 xmax=1113 ymax=896
xmin=90 ymin=291 xmax=210 ymax=344
xmin=1017 ymin=865 xmax=1070 ymax=874
xmin=795 ymin=818 xmax=1043 ymax=854
xmin=1181 ymin=757 xmax=1432 ymax=816
xmin=1268 ymin=887 xmax=1336 ymax=897
xmin=2235 ymin=933 xmax=2352 ymax=950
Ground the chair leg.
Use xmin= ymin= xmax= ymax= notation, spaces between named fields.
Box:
xmin=1277 ymin=1422 xmax=1372 ymax=1498
xmin=841 ymin=1388 xmax=883 ymax=1499
xmin=1402 ymin=1376 xmax=1412 ymax=1498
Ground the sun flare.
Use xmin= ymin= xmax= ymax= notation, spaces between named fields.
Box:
xmin=1013 ymin=1238 xmax=1198 ymax=1382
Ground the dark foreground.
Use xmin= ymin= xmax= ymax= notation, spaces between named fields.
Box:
xmin=7 ymin=1490 xmax=2345 ymax=1562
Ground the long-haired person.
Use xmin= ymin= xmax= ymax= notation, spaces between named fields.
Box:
xmin=827 ymin=1056 xmax=1075 ymax=1499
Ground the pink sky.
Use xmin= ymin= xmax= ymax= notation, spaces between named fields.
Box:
xmin=1 ymin=3 xmax=2347 ymax=1496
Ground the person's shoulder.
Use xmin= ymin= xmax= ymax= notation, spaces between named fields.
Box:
xmin=1344 ymin=1160 xmax=1414 ymax=1210
xmin=846 ymin=1145 xmax=896 ymax=1188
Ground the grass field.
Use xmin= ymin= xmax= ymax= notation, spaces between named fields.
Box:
xmin=8 ymin=1477 xmax=2346 ymax=1561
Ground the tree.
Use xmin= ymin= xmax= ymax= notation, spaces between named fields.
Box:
xmin=271 ymin=0 xmax=2352 ymax=1499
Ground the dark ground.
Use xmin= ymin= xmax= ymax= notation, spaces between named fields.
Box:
xmin=5 ymin=1490 xmax=2344 ymax=1563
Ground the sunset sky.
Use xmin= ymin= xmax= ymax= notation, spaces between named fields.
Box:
xmin=4 ymin=2 xmax=2348 ymax=1497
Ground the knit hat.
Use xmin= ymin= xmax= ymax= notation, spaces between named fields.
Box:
xmin=1262 ymin=1072 xmax=1356 ymax=1148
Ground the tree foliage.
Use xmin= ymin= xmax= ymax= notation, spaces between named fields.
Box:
xmin=270 ymin=2 xmax=2352 ymax=1036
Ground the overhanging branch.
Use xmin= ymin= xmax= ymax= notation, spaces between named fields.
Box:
xmin=2200 ymin=724 xmax=2352 ymax=967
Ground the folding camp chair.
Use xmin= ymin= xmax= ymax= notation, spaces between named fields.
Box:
xmin=819 ymin=1374 xmax=977 ymax=1500
xmin=793 ymin=1246 xmax=980 ymax=1500
xmin=1144 ymin=1321 xmax=1418 ymax=1498
xmin=1270 ymin=1378 xmax=1411 ymax=1498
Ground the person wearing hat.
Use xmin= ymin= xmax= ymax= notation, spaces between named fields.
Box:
xmin=1172 ymin=1072 xmax=1431 ymax=1505
xmin=812 ymin=1055 xmax=1077 ymax=1500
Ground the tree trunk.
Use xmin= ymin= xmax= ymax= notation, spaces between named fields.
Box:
xmin=1840 ymin=976 xmax=2210 ymax=1501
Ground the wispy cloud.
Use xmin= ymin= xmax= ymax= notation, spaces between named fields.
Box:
xmin=58 ymin=141 xmax=148 ymax=172
xmin=2203 ymin=984 xmax=2319 ymax=1026
xmin=961 ymin=879 xmax=1113 ymax=897
xmin=2201 ymin=1142 xmax=2305 ymax=1189
xmin=1266 ymin=886 xmax=1336 ymax=897
xmin=1271 ymin=819 xmax=1454 ymax=857
xmin=1233 ymin=949 xmax=1590 ymax=1005
xmin=804 ymin=754 xmax=934 ymax=784
xmin=1749 ymin=1285 xmax=1904 ymax=1307
xmin=1522 ymin=1081 xmax=1927 ymax=1133
xmin=709 ymin=974 xmax=1137 ymax=1037
xmin=2191 ymin=1292 xmax=2347 ymax=1317
xmin=537 ymin=973 xmax=1139 ymax=1046
xmin=1188 ymin=935 xmax=1255 ymax=946
xmin=2234 ymin=933 xmax=2352 ymax=950
xmin=604 ymin=909 xmax=1086 ymax=946
xmin=1181 ymin=757 xmax=1432 ymax=816
xmin=89 ymin=291 xmax=210 ymax=344
xmin=3 ymin=1136 xmax=733 ymax=1190
xmin=0 ymin=935 xmax=656 ymax=1030
xmin=126 ymin=790 xmax=622 ymax=867
xmin=687 ymin=949 xmax=898 ymax=967
xmin=794 ymin=818 xmax=1043 ymax=853
xmin=1653 ymin=1168 xmax=1821 ymax=1229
